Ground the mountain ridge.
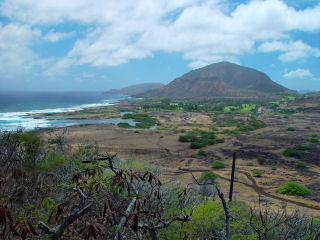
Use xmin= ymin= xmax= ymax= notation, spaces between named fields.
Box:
xmin=135 ymin=62 xmax=292 ymax=98
xmin=105 ymin=82 xmax=164 ymax=95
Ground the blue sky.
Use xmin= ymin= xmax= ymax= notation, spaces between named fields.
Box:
xmin=0 ymin=0 xmax=319 ymax=92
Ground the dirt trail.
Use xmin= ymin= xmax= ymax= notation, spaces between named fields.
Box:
xmin=169 ymin=168 xmax=320 ymax=211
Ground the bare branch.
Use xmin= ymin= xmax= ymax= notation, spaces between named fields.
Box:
xmin=38 ymin=186 xmax=92 ymax=240
xmin=191 ymin=172 xmax=230 ymax=240
xmin=314 ymin=229 xmax=320 ymax=240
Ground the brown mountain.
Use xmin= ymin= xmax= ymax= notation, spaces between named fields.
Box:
xmin=135 ymin=62 xmax=291 ymax=98
xmin=105 ymin=82 xmax=164 ymax=96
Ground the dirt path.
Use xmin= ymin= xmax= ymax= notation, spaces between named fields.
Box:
xmin=169 ymin=168 xmax=320 ymax=211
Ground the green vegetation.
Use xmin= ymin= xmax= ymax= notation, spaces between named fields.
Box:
xmin=278 ymin=182 xmax=311 ymax=196
xmin=199 ymin=171 xmax=219 ymax=183
xmin=216 ymin=115 xmax=266 ymax=133
xmin=117 ymin=122 xmax=132 ymax=128
xmin=294 ymin=145 xmax=309 ymax=150
xmin=271 ymin=165 xmax=278 ymax=170
xmin=296 ymin=161 xmax=306 ymax=168
xmin=179 ymin=129 xmax=224 ymax=149
xmin=305 ymin=132 xmax=318 ymax=137
xmin=309 ymin=138 xmax=319 ymax=143
xmin=246 ymin=162 xmax=254 ymax=166
xmin=283 ymin=149 xmax=301 ymax=158
xmin=237 ymin=119 xmax=266 ymax=131
xmin=197 ymin=150 xmax=207 ymax=156
xmin=18 ymin=131 xmax=43 ymax=170
xmin=39 ymin=151 xmax=66 ymax=170
xmin=1 ymin=129 xmax=320 ymax=240
xmin=222 ymin=129 xmax=240 ymax=135
xmin=252 ymin=170 xmax=264 ymax=177
xmin=122 ymin=113 xmax=158 ymax=128
xmin=211 ymin=160 xmax=227 ymax=169
xmin=223 ymin=104 xmax=257 ymax=113
xmin=286 ymin=127 xmax=295 ymax=131
xmin=257 ymin=157 xmax=266 ymax=165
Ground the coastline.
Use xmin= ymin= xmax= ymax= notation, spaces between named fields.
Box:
xmin=0 ymin=95 xmax=134 ymax=131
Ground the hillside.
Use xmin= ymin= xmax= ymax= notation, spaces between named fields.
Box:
xmin=106 ymin=82 xmax=164 ymax=96
xmin=135 ymin=62 xmax=291 ymax=98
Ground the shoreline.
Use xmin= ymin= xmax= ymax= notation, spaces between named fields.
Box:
xmin=0 ymin=98 xmax=136 ymax=132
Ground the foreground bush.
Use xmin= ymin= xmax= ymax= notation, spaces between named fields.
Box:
xmin=278 ymin=182 xmax=311 ymax=196
xmin=1 ymin=130 xmax=320 ymax=240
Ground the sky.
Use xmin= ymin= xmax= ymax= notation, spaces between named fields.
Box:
xmin=0 ymin=0 xmax=319 ymax=92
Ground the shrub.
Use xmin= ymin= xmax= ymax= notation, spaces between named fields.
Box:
xmin=238 ymin=124 xmax=254 ymax=131
xmin=211 ymin=126 xmax=218 ymax=131
xmin=294 ymin=145 xmax=308 ymax=150
xmin=180 ymin=130 xmax=222 ymax=149
xmin=190 ymin=142 xmax=205 ymax=149
xmin=199 ymin=172 xmax=219 ymax=183
xmin=212 ymin=160 xmax=227 ymax=169
xmin=283 ymin=149 xmax=301 ymax=157
xmin=296 ymin=161 xmax=306 ymax=168
xmin=19 ymin=131 xmax=43 ymax=170
xmin=286 ymin=127 xmax=295 ymax=131
xmin=246 ymin=162 xmax=254 ymax=166
xmin=305 ymin=126 xmax=311 ymax=129
xmin=252 ymin=170 xmax=264 ymax=177
xmin=122 ymin=113 xmax=158 ymax=128
xmin=222 ymin=129 xmax=240 ymax=135
xmin=238 ymin=119 xmax=266 ymax=132
xmin=39 ymin=151 xmax=66 ymax=170
xmin=309 ymin=138 xmax=319 ymax=143
xmin=257 ymin=157 xmax=266 ymax=165
xmin=117 ymin=122 xmax=132 ymax=128
xmin=136 ymin=123 xmax=153 ymax=129
xmin=216 ymin=138 xmax=225 ymax=143
xmin=197 ymin=150 xmax=206 ymax=156
xmin=278 ymin=182 xmax=310 ymax=196
xmin=179 ymin=135 xmax=199 ymax=143
xmin=305 ymin=132 xmax=318 ymax=137
xmin=271 ymin=165 xmax=278 ymax=170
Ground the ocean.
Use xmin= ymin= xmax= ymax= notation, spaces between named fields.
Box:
xmin=0 ymin=91 xmax=132 ymax=131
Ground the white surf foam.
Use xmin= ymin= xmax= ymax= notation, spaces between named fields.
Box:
xmin=0 ymin=100 xmax=116 ymax=131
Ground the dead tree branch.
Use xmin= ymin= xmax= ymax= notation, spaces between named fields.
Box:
xmin=313 ymin=229 xmax=320 ymax=240
xmin=38 ymin=186 xmax=92 ymax=240
xmin=191 ymin=173 xmax=230 ymax=240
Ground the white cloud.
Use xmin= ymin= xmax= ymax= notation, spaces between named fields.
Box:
xmin=44 ymin=30 xmax=74 ymax=42
xmin=284 ymin=69 xmax=313 ymax=79
xmin=259 ymin=40 xmax=320 ymax=62
xmin=0 ymin=23 xmax=41 ymax=76
xmin=0 ymin=0 xmax=320 ymax=72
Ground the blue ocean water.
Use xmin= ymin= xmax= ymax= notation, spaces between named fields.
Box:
xmin=0 ymin=92 xmax=131 ymax=131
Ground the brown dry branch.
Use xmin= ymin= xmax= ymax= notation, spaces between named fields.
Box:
xmin=191 ymin=172 xmax=230 ymax=240
xmin=96 ymin=153 xmax=194 ymax=240
xmin=38 ymin=186 xmax=93 ymax=240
